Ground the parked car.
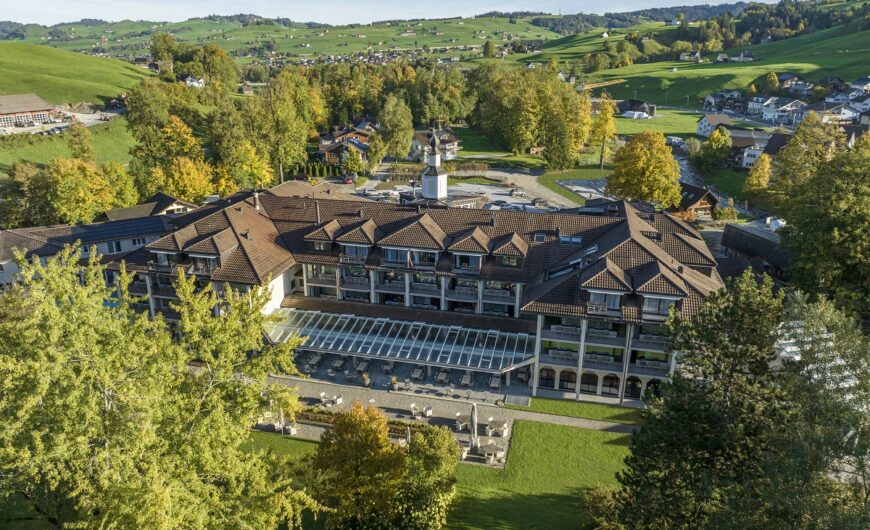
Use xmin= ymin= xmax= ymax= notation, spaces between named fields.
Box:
xmin=343 ymin=176 xmax=354 ymax=184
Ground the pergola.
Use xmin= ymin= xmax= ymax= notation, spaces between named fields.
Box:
xmin=267 ymin=309 xmax=536 ymax=374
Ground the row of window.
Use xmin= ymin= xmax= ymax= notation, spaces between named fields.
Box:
xmin=589 ymin=291 xmax=679 ymax=317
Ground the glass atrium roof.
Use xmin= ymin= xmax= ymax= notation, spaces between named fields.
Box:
xmin=267 ymin=309 xmax=536 ymax=373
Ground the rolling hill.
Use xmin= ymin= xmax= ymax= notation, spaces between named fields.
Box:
xmin=0 ymin=42 xmax=151 ymax=104
xmin=589 ymin=21 xmax=870 ymax=105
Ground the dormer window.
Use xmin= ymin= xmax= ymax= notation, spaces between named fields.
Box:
xmin=312 ymin=241 xmax=330 ymax=251
xmin=107 ymin=240 xmax=122 ymax=253
xmin=154 ymin=252 xmax=172 ymax=267
xmin=500 ymin=256 xmax=519 ymax=267
xmin=454 ymin=254 xmax=481 ymax=273
xmin=533 ymin=232 xmax=546 ymax=243
xmin=384 ymin=248 xmax=408 ymax=264
xmin=589 ymin=291 xmax=621 ymax=313
xmin=411 ymin=250 xmax=438 ymax=268
xmin=191 ymin=256 xmax=218 ymax=274
xmin=559 ymin=234 xmax=582 ymax=245
xmin=643 ymin=296 xmax=678 ymax=317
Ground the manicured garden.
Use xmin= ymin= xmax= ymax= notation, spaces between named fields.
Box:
xmin=505 ymin=397 xmax=644 ymax=425
xmin=243 ymin=420 xmax=630 ymax=530
xmin=454 ymin=127 xmax=547 ymax=170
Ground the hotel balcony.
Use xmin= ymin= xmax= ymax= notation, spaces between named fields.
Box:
xmin=582 ymin=353 xmax=624 ymax=372
xmin=128 ymin=281 xmax=148 ymax=296
xmin=307 ymin=274 xmax=337 ymax=287
xmin=444 ymin=286 xmax=478 ymax=301
xmin=541 ymin=324 xmax=583 ymax=342
xmin=340 ymin=276 xmax=370 ymax=290
xmin=374 ymin=279 xmax=406 ymax=293
xmin=585 ymin=328 xmax=626 ymax=348
xmin=540 ymin=349 xmax=580 ymax=368
xmin=338 ymin=254 xmax=367 ymax=265
xmin=628 ymin=358 xmax=670 ymax=377
xmin=482 ymin=288 xmax=515 ymax=303
xmin=632 ymin=332 xmax=670 ymax=352
xmin=587 ymin=303 xmax=620 ymax=317
xmin=150 ymin=284 xmax=177 ymax=299
xmin=409 ymin=282 xmax=439 ymax=295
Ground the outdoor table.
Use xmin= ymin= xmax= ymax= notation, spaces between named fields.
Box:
xmin=411 ymin=367 xmax=424 ymax=380
xmin=356 ymin=361 xmax=369 ymax=373
xmin=331 ymin=359 xmax=345 ymax=371
xmin=436 ymin=371 xmax=449 ymax=384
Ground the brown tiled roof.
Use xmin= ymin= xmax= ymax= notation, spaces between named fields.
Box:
xmin=633 ymin=262 xmax=689 ymax=296
xmin=377 ymin=213 xmax=448 ymax=250
xmin=579 ymin=258 xmax=632 ymax=291
xmin=103 ymin=193 xmax=196 ymax=221
xmin=304 ymin=219 xmax=341 ymax=241
xmin=490 ymin=232 xmax=529 ymax=257
xmin=335 ymin=219 xmax=382 ymax=245
xmin=448 ymin=227 xmax=490 ymax=253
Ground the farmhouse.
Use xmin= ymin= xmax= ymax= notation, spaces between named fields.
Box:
xmin=696 ymin=113 xmax=732 ymax=137
xmin=617 ymin=99 xmax=656 ymax=118
xmin=777 ymin=73 xmax=803 ymax=89
xmin=679 ymin=51 xmax=701 ymax=62
xmin=670 ymin=182 xmax=718 ymax=218
xmin=0 ymin=93 xmax=55 ymax=128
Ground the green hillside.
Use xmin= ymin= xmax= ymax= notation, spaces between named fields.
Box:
xmin=12 ymin=17 xmax=563 ymax=62
xmin=0 ymin=42 xmax=151 ymax=104
xmin=590 ymin=22 xmax=870 ymax=105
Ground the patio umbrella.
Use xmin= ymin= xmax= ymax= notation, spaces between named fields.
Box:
xmin=406 ymin=426 xmax=412 ymax=447
xmin=470 ymin=402 xmax=479 ymax=449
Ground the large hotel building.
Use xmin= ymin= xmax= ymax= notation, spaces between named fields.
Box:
xmin=1 ymin=144 xmax=723 ymax=403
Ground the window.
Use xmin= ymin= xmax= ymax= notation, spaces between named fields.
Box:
xmin=131 ymin=237 xmax=146 ymax=247
xmin=643 ymin=296 xmax=677 ymax=316
xmin=533 ymin=232 xmax=546 ymax=243
xmin=454 ymin=254 xmax=481 ymax=272
xmin=411 ymin=250 xmax=438 ymax=267
xmin=384 ymin=248 xmax=407 ymax=264
xmin=559 ymin=234 xmax=582 ymax=245
xmin=590 ymin=291 xmax=621 ymax=311
xmin=155 ymin=253 xmax=169 ymax=266
xmin=342 ymin=245 xmax=368 ymax=258
xmin=312 ymin=241 xmax=330 ymax=251
xmin=500 ymin=256 xmax=519 ymax=267
xmin=191 ymin=256 xmax=217 ymax=273
xmin=107 ymin=240 xmax=122 ymax=253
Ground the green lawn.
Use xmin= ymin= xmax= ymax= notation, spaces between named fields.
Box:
xmin=505 ymin=397 xmax=644 ymax=425
xmin=538 ymin=166 xmax=611 ymax=206
xmin=0 ymin=42 xmax=151 ymax=104
xmin=616 ymin=109 xmax=702 ymax=138
xmin=454 ymin=127 xmax=547 ymax=170
xmin=704 ymin=167 xmax=747 ymax=199
xmin=244 ymin=430 xmax=319 ymax=457
xmin=0 ymin=118 xmax=135 ymax=175
xmin=449 ymin=421 xmax=630 ymax=529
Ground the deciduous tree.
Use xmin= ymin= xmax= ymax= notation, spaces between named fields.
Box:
xmin=590 ymin=94 xmax=617 ymax=168
xmin=380 ymin=94 xmax=414 ymax=162
xmin=743 ymin=152 xmax=771 ymax=194
xmin=67 ymin=122 xmax=95 ymax=162
xmin=607 ymin=131 xmax=681 ymax=208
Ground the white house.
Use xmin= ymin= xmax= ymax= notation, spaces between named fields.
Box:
xmin=696 ymin=114 xmax=732 ymax=137
xmin=850 ymin=76 xmax=870 ymax=92
xmin=850 ymin=94 xmax=870 ymax=113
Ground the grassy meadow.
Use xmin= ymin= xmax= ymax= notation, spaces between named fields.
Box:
xmin=0 ymin=118 xmax=135 ymax=176
xmin=0 ymin=42 xmax=150 ymax=104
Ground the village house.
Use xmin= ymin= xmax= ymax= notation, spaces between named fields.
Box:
xmin=849 ymin=94 xmax=870 ymax=113
xmin=696 ymin=113 xmax=732 ymax=137
xmin=320 ymin=138 xmax=369 ymax=166
xmin=669 ymin=182 xmax=719 ymax=218
xmin=704 ymin=90 xmax=744 ymax=112
xmin=616 ymin=99 xmax=656 ymax=119
xmin=103 ymin=193 xmax=198 ymax=221
xmin=741 ymin=132 xmax=792 ymax=169
xmin=777 ymin=73 xmax=803 ymax=89
xmin=795 ymin=102 xmax=861 ymax=125
xmin=679 ymin=51 xmax=702 ymax=62
xmin=409 ymin=129 xmax=462 ymax=162
xmin=727 ymin=129 xmax=772 ymax=168
xmin=850 ymin=76 xmax=870 ymax=92
xmin=0 ymin=93 xmax=55 ymax=128
xmin=759 ymin=97 xmax=806 ymax=125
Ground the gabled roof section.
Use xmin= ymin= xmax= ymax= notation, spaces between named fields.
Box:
xmin=377 ymin=213 xmax=447 ymax=250
xmin=490 ymin=232 xmax=528 ymax=257
xmin=104 ymin=192 xmax=196 ymax=221
xmin=449 ymin=226 xmax=490 ymax=253
xmin=304 ymin=219 xmax=341 ymax=242
xmin=336 ymin=219 xmax=382 ymax=245
xmin=579 ymin=258 xmax=632 ymax=292
xmin=633 ymin=261 xmax=688 ymax=297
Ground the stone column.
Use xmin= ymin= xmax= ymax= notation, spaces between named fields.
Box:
xmin=531 ymin=315 xmax=543 ymax=396
xmin=335 ymin=268 xmax=343 ymax=300
xmin=369 ymin=271 xmax=377 ymax=304
xmin=618 ymin=324 xmax=635 ymax=406
xmin=575 ymin=319 xmax=589 ymax=401
xmin=301 ymin=265 xmax=309 ymax=297
xmin=596 ymin=376 xmax=604 ymax=395
xmin=440 ymin=277 xmax=447 ymax=310
xmin=475 ymin=280 xmax=483 ymax=314
xmin=514 ymin=284 xmax=522 ymax=318
xmin=404 ymin=272 xmax=411 ymax=307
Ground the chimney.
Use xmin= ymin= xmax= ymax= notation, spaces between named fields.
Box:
xmin=253 ymin=190 xmax=260 ymax=210
xmin=315 ymin=201 xmax=321 ymax=224
xmin=555 ymin=226 xmax=561 ymax=238
xmin=357 ymin=208 xmax=364 ymax=218
xmin=416 ymin=204 xmax=422 ymax=214
xmin=490 ymin=215 xmax=496 ymax=227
